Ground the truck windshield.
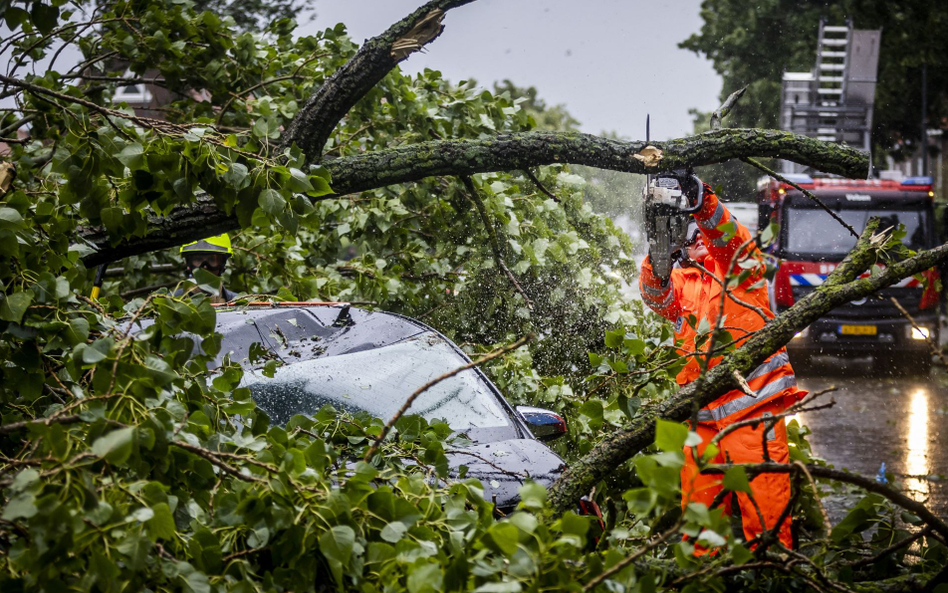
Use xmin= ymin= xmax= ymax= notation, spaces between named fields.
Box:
xmin=242 ymin=332 xmax=514 ymax=432
xmin=785 ymin=207 xmax=928 ymax=256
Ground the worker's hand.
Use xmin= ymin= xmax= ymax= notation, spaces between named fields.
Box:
xmin=669 ymin=169 xmax=702 ymax=207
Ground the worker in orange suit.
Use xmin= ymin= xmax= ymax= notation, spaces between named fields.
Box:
xmin=639 ymin=172 xmax=806 ymax=550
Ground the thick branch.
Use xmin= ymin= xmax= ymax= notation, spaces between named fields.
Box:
xmin=323 ymin=129 xmax=868 ymax=193
xmin=710 ymin=86 xmax=746 ymax=130
xmin=548 ymin=222 xmax=948 ymax=512
xmin=0 ymin=415 xmax=83 ymax=435
xmin=460 ymin=176 xmax=534 ymax=308
xmin=277 ymin=0 xmax=475 ymax=160
xmin=79 ymin=129 xmax=868 ymax=266
xmin=704 ymin=463 xmax=948 ymax=540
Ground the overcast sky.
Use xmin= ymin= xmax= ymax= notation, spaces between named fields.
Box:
xmin=2 ymin=0 xmax=723 ymax=140
xmin=303 ymin=0 xmax=722 ymax=140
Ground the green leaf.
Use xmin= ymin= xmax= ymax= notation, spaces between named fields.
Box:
xmin=146 ymin=503 xmax=176 ymax=541
xmin=604 ymin=329 xmax=624 ymax=348
xmin=579 ymin=399 xmax=603 ymax=430
xmin=558 ymin=511 xmax=589 ymax=537
xmin=11 ymin=468 xmax=40 ymax=492
xmin=287 ymin=168 xmax=314 ymax=193
xmin=716 ymin=220 xmax=736 ymax=242
xmin=247 ymin=524 xmax=270 ymax=548
xmin=695 ymin=317 xmax=711 ymax=335
xmin=655 ymin=419 xmax=688 ymax=452
xmin=380 ymin=521 xmax=408 ymax=543
xmin=117 ymin=532 xmax=151 ymax=570
xmin=82 ymin=337 xmax=114 ymax=364
xmin=143 ymin=355 xmax=176 ymax=386
xmin=306 ymin=175 xmax=333 ymax=198
xmin=319 ymin=525 xmax=355 ymax=587
xmin=4 ymin=6 xmax=29 ymax=29
xmin=723 ymin=466 xmax=751 ymax=493
xmin=2 ymin=492 xmax=37 ymax=520
xmin=182 ymin=569 xmax=211 ymax=593
xmin=0 ymin=291 xmax=33 ymax=323
xmin=129 ymin=507 xmax=154 ymax=522
xmin=91 ymin=427 xmax=136 ymax=464
xmin=730 ymin=543 xmax=753 ymax=564
xmin=407 ymin=563 xmax=443 ymax=593
xmin=30 ymin=2 xmax=59 ymax=35
xmin=252 ymin=116 xmax=280 ymax=139
xmin=258 ymin=188 xmax=286 ymax=215
xmin=473 ymin=583 xmax=523 ymax=593
xmin=117 ymin=143 xmax=144 ymax=169
xmin=192 ymin=268 xmax=223 ymax=295
xmin=0 ymin=207 xmax=24 ymax=229
xmin=223 ymin=162 xmax=249 ymax=190
xmin=623 ymin=338 xmax=646 ymax=356
xmin=518 ymin=481 xmax=547 ymax=511
xmin=101 ymin=207 xmax=124 ymax=233
xmin=831 ymin=495 xmax=881 ymax=542
xmin=485 ymin=522 xmax=519 ymax=556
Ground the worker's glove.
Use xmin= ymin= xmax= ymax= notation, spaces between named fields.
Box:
xmin=656 ymin=169 xmax=702 ymax=207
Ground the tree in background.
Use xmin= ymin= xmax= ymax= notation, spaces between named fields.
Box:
xmin=191 ymin=0 xmax=307 ymax=32
xmin=682 ymin=0 xmax=948 ymax=164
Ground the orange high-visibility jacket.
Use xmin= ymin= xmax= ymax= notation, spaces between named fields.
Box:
xmin=639 ymin=184 xmax=805 ymax=427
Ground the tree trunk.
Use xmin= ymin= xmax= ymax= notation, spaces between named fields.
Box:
xmin=79 ymin=129 xmax=867 ymax=266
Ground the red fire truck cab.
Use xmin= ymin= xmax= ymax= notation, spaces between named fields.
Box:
xmin=757 ymin=174 xmax=940 ymax=371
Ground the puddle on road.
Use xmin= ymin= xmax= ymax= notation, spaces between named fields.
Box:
xmin=793 ymin=356 xmax=947 ymax=518
xmin=904 ymin=387 xmax=931 ymax=501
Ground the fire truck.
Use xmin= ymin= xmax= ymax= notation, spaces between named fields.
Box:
xmin=757 ymin=174 xmax=940 ymax=371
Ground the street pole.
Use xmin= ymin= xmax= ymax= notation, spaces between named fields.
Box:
xmin=921 ymin=63 xmax=928 ymax=176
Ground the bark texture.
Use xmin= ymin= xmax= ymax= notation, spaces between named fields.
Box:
xmin=79 ymin=129 xmax=868 ymax=266
xmin=547 ymin=222 xmax=948 ymax=513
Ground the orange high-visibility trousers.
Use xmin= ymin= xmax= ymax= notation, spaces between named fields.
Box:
xmin=681 ymin=400 xmax=793 ymax=549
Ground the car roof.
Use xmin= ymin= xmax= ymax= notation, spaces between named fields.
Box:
xmin=209 ymin=303 xmax=432 ymax=368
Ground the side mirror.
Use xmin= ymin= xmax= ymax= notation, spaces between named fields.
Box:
xmin=516 ymin=405 xmax=567 ymax=442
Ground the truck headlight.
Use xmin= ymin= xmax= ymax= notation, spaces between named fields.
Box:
xmin=910 ymin=326 xmax=930 ymax=340
xmin=792 ymin=327 xmax=809 ymax=340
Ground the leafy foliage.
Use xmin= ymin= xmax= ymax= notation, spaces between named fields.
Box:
xmin=0 ymin=1 xmax=946 ymax=591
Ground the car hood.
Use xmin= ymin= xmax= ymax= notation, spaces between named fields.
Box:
xmin=444 ymin=438 xmax=565 ymax=512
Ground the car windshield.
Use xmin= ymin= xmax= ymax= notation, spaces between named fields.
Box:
xmin=242 ymin=332 xmax=513 ymax=431
xmin=786 ymin=207 xmax=928 ymax=256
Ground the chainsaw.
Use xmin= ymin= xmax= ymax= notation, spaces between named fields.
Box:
xmin=642 ymin=116 xmax=704 ymax=284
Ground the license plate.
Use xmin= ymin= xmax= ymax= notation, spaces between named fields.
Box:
xmin=838 ymin=324 xmax=877 ymax=336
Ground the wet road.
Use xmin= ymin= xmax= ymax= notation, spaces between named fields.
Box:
xmin=792 ymin=357 xmax=948 ymax=519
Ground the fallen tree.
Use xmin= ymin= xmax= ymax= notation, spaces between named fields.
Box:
xmin=2 ymin=0 xmax=946 ymax=591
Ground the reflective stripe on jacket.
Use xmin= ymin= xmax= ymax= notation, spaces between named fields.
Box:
xmin=639 ymin=184 xmax=806 ymax=427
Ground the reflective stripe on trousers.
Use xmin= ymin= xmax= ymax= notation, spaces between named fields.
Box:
xmin=697 ymin=353 xmax=795 ymax=423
